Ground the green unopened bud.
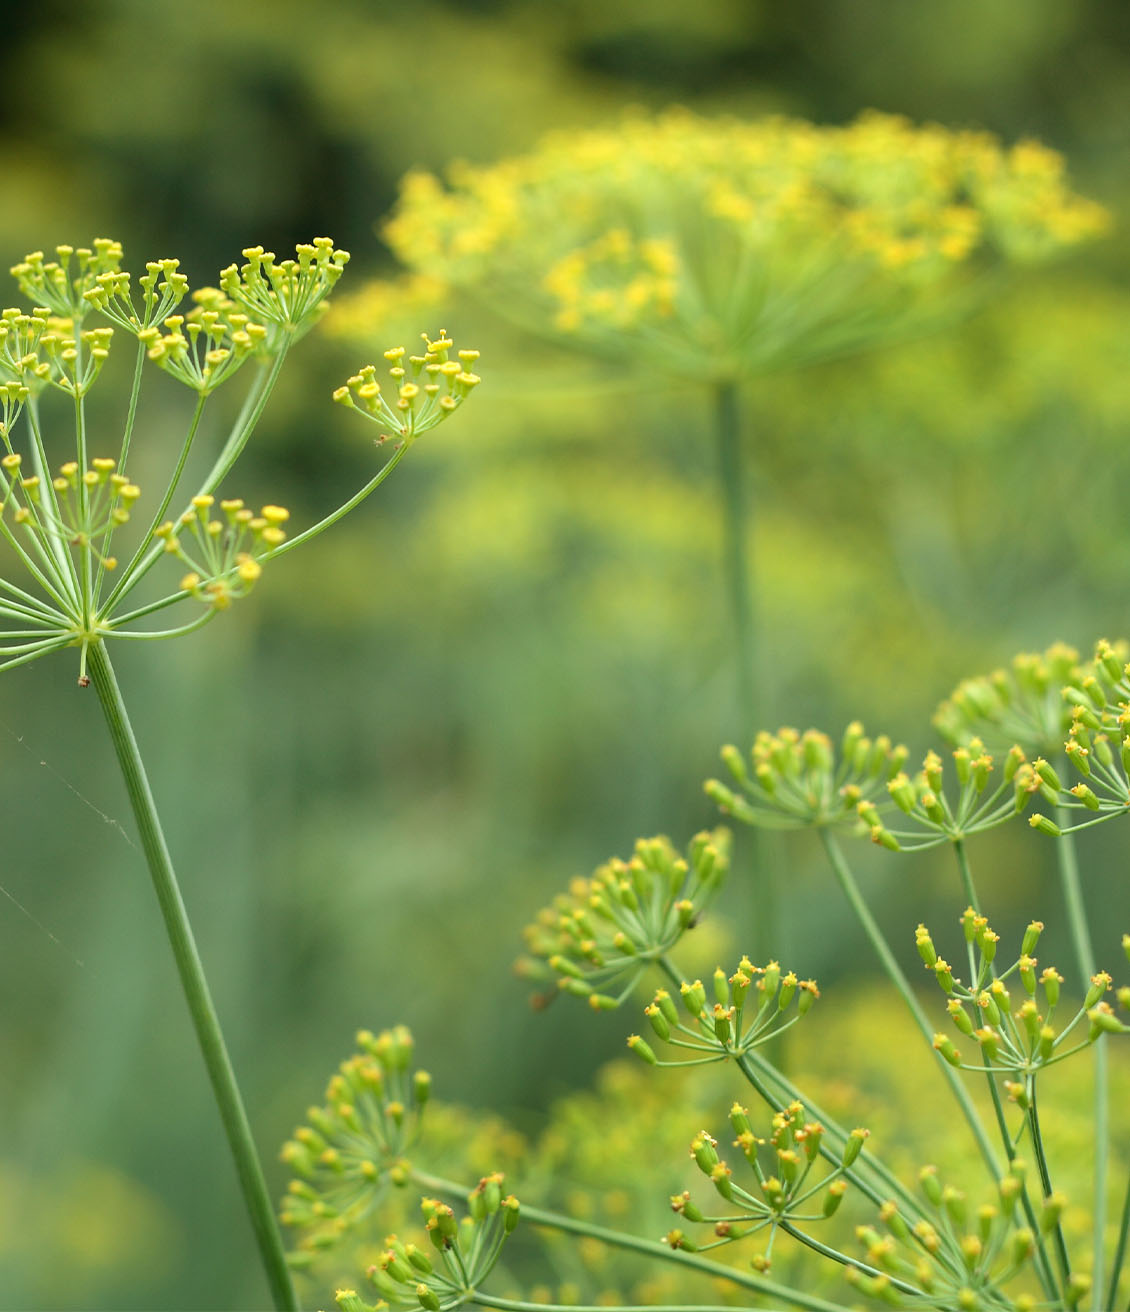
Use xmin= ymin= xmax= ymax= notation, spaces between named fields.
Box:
xmin=1081 ymin=675 xmax=1107 ymax=709
xmin=842 ymin=1127 xmax=869 ymax=1167
xmin=1041 ymin=968 xmax=1063 ymax=1008
xmin=1029 ymin=813 xmax=1061 ymax=837
xmin=664 ymin=1228 xmax=697 ymax=1251
xmin=915 ymin=924 xmax=937 ymax=968
xmin=681 ymin=979 xmax=706 ymax=1017
xmin=871 ymin=825 xmax=900 ymax=851
xmin=710 ymin=966 xmax=728 ymax=1006
xmin=720 ymin=744 xmax=748 ymax=784
xmin=405 ymin=1245 xmax=432 ymax=1276
xmin=1022 ymin=921 xmax=1044 ymax=955
xmin=1040 ymin=1192 xmax=1067 ymax=1233
xmin=797 ymin=980 xmax=819 ymax=1015
xmin=1066 ymin=1273 xmax=1091 ymax=1308
xmin=711 ymin=1162 xmax=733 ymax=1199
xmin=878 ymin=1200 xmax=909 ymax=1240
xmin=670 ymin=1190 xmax=704 ymax=1223
xmin=691 ymin=1132 xmax=719 ymax=1174
xmin=934 ymin=959 xmax=954 ymax=993
xmin=1089 ymin=1002 xmax=1129 ymax=1038
xmin=1086 ymin=972 xmax=1112 ymax=1008
xmin=627 ymin=1034 xmax=657 ymax=1064
xmin=978 ymin=928 xmax=998 ymax=964
xmin=414 ymin=1071 xmax=431 ymax=1107
xmin=888 ymin=773 xmax=916 ymax=813
xmin=1005 ymin=1080 xmax=1030 ymax=1110
xmin=857 ymin=799 xmax=881 ymax=828
xmin=933 ymin=1034 xmax=963 ymax=1067
xmin=976 ymin=1028 xmax=999 ymax=1061
xmin=919 ymin=1165 xmax=942 ymax=1206
xmin=942 ymin=1185 xmax=967 ymax=1226
xmin=645 ymin=1003 xmax=670 ymax=1041
xmin=1070 ymin=782 xmax=1100 ymax=810
xmin=978 ymin=990 xmax=1001 ymax=1028
xmin=923 ymin=751 xmax=944 ymax=792
xmin=587 ymin=993 xmax=619 ymax=1011
xmin=948 ymin=1000 xmax=975 ymax=1037
xmin=1009 ymin=1227 xmax=1036 ymax=1264
xmin=998 ymin=1175 xmax=1021 ymax=1217
xmin=654 ymin=988 xmax=679 ymax=1027
xmin=953 ymin=748 xmax=972 ymax=786
xmin=823 ymin=1178 xmax=847 ymax=1217
xmin=1037 ymin=1026 xmax=1055 ymax=1061
xmin=761 ymin=961 xmax=780 ymax=998
xmin=1019 ymin=955 xmax=1037 ymax=995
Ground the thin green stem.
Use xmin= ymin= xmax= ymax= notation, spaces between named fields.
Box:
xmin=712 ymin=379 xmax=778 ymax=982
xmin=92 ymin=340 xmax=149 ymax=605
xmin=1052 ymin=812 xmax=1107 ymax=1311
xmin=953 ymin=838 xmax=981 ymax=914
xmin=264 ymin=439 xmax=410 ymax=562
xmin=472 ymin=1299 xmax=827 ymax=1312
xmin=983 ymin=1070 xmax=1059 ymax=1300
xmin=117 ymin=339 xmax=147 ymax=470
xmin=712 ymin=378 xmax=756 ymax=737
xmin=1109 ymin=1181 xmax=1130 ymax=1311
xmin=411 ymin=1171 xmax=846 ymax=1312
xmin=201 ymin=346 xmax=289 ymax=495
xmin=1028 ymin=1086 xmax=1072 ymax=1298
xmin=777 ymin=1220 xmax=920 ymax=1298
xmin=24 ymin=398 xmax=77 ymax=594
xmin=86 ymin=641 xmax=297 ymax=1312
xmin=101 ymin=392 xmax=209 ymax=612
xmin=112 ymin=608 xmax=219 ymax=641
xmin=818 ymin=830 xmax=1001 ymax=1179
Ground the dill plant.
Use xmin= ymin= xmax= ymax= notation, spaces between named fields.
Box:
xmin=284 ymin=639 xmax=1130 ymax=1312
xmin=0 ymin=238 xmax=481 ymax=1310
xmin=334 ymin=108 xmax=1108 ymax=964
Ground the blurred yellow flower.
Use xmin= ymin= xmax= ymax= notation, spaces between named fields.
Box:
xmin=372 ymin=108 xmax=1108 ymax=380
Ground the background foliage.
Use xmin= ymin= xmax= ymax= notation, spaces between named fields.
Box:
xmin=1 ymin=2 xmax=1128 ymax=1307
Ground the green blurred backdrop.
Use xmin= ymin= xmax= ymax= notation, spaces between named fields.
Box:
xmin=1 ymin=1 xmax=1129 ymax=1307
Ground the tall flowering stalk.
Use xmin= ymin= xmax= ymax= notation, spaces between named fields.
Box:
xmin=350 ymin=107 xmax=1107 ymax=962
xmin=0 ymin=238 xmax=481 ymax=1308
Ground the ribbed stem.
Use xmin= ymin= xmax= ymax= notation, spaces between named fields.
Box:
xmin=87 ymin=640 xmax=297 ymax=1311
xmin=712 ymin=379 xmax=756 ymax=736
xmin=713 ymin=378 xmax=777 ymax=974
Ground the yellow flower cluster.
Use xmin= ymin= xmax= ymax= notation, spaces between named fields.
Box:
xmin=378 ymin=109 xmax=1108 ymax=378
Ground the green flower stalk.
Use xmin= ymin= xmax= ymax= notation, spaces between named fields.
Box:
xmin=0 ymin=237 xmax=481 ymax=1309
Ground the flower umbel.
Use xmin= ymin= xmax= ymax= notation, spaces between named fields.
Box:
xmin=370 ymin=109 xmax=1108 ymax=380
xmin=517 ymin=830 xmax=729 ymax=1009
xmin=280 ymin=1026 xmax=432 ymax=1261
xmin=0 ymin=239 xmax=482 ymax=684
